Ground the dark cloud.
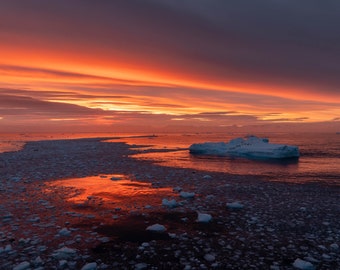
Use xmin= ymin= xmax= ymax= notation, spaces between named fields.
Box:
xmin=0 ymin=94 xmax=104 ymax=117
xmin=1 ymin=0 xmax=339 ymax=97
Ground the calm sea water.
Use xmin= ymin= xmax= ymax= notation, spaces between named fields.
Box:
xmin=114 ymin=132 xmax=340 ymax=185
xmin=1 ymin=132 xmax=339 ymax=185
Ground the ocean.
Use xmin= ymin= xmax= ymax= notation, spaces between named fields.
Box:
xmin=1 ymin=132 xmax=339 ymax=185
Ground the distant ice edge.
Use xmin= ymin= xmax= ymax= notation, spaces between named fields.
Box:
xmin=189 ymin=135 xmax=300 ymax=159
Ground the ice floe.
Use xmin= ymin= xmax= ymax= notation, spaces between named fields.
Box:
xmin=226 ymin=202 xmax=244 ymax=210
xmin=81 ymin=262 xmax=97 ymax=270
xmin=12 ymin=261 xmax=30 ymax=270
xmin=292 ymin=258 xmax=315 ymax=269
xmin=146 ymin=224 xmax=167 ymax=233
xmin=162 ymin=198 xmax=180 ymax=208
xmin=196 ymin=213 xmax=212 ymax=223
xmin=179 ymin=191 xmax=195 ymax=199
xmin=189 ymin=135 xmax=299 ymax=159
xmin=51 ymin=247 xmax=77 ymax=260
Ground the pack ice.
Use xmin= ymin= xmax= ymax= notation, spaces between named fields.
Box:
xmin=189 ymin=135 xmax=299 ymax=159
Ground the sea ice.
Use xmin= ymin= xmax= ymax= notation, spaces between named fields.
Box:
xmin=189 ymin=135 xmax=299 ymax=159
xmin=81 ymin=262 xmax=97 ymax=270
xmin=179 ymin=191 xmax=195 ymax=199
xmin=173 ymin=186 xmax=182 ymax=192
xmin=204 ymin=253 xmax=216 ymax=262
xmin=58 ymin=227 xmax=71 ymax=236
xmin=162 ymin=198 xmax=179 ymax=208
xmin=226 ymin=202 xmax=244 ymax=210
xmin=135 ymin=262 xmax=148 ymax=270
xmin=293 ymin=258 xmax=315 ymax=270
xmin=12 ymin=261 xmax=30 ymax=270
xmin=52 ymin=247 xmax=77 ymax=259
xmin=196 ymin=213 xmax=212 ymax=223
xmin=146 ymin=224 xmax=167 ymax=233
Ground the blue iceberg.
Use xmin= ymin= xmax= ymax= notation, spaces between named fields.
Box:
xmin=189 ymin=135 xmax=299 ymax=159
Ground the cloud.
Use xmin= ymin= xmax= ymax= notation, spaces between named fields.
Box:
xmin=0 ymin=94 xmax=104 ymax=117
xmin=1 ymin=0 xmax=339 ymax=100
xmin=0 ymin=1 xmax=340 ymax=131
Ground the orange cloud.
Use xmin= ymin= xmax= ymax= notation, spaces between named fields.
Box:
xmin=1 ymin=0 xmax=339 ymax=132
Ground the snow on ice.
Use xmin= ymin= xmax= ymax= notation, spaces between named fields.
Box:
xmin=189 ymin=135 xmax=299 ymax=159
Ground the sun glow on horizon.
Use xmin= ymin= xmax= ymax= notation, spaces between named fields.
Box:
xmin=0 ymin=29 xmax=339 ymax=131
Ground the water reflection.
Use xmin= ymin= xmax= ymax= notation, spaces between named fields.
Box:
xmin=47 ymin=174 xmax=173 ymax=209
xmin=133 ymin=150 xmax=300 ymax=176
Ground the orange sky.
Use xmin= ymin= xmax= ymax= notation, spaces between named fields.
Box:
xmin=0 ymin=1 xmax=339 ymax=132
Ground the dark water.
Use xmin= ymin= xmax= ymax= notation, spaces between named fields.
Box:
xmin=114 ymin=132 xmax=340 ymax=185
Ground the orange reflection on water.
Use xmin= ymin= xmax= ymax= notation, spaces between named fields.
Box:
xmin=47 ymin=174 xmax=173 ymax=207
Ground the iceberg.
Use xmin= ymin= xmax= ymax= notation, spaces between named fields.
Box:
xmin=189 ymin=135 xmax=299 ymax=159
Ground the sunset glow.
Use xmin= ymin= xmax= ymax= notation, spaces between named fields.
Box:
xmin=1 ymin=1 xmax=339 ymax=132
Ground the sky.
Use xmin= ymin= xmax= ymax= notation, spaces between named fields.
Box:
xmin=0 ymin=0 xmax=339 ymax=133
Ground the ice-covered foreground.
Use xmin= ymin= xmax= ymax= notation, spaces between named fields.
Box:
xmin=189 ymin=135 xmax=299 ymax=159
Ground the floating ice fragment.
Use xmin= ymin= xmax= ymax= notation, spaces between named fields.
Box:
xmin=4 ymin=244 xmax=12 ymax=252
xmin=98 ymin=237 xmax=110 ymax=243
xmin=29 ymin=216 xmax=40 ymax=223
xmin=162 ymin=198 xmax=179 ymax=208
xmin=203 ymin=175 xmax=212 ymax=179
xmin=146 ymin=224 xmax=166 ymax=233
xmin=2 ymin=213 xmax=13 ymax=222
xmin=293 ymin=258 xmax=315 ymax=270
xmin=52 ymin=247 xmax=77 ymax=259
xmin=81 ymin=262 xmax=97 ymax=270
xmin=226 ymin=202 xmax=244 ymax=210
xmin=11 ymin=177 xmax=21 ymax=182
xmin=330 ymin=243 xmax=339 ymax=251
xmin=179 ymin=191 xmax=195 ymax=199
xmin=197 ymin=213 xmax=212 ymax=223
xmin=59 ymin=260 xmax=68 ymax=268
xmin=141 ymin=242 xmax=150 ymax=248
xmin=58 ymin=228 xmax=71 ymax=237
xmin=206 ymin=195 xmax=215 ymax=200
xmin=135 ymin=262 xmax=148 ymax=270
xmin=204 ymin=254 xmax=215 ymax=262
xmin=12 ymin=261 xmax=30 ymax=270
xmin=173 ymin=186 xmax=182 ymax=192
xmin=33 ymin=256 xmax=43 ymax=266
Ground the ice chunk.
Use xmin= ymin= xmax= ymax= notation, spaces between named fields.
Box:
xmin=146 ymin=224 xmax=166 ymax=233
xmin=330 ymin=243 xmax=339 ymax=251
xmin=189 ymin=135 xmax=299 ymax=159
xmin=293 ymin=258 xmax=315 ymax=270
xmin=204 ymin=254 xmax=216 ymax=262
xmin=58 ymin=228 xmax=71 ymax=236
xmin=179 ymin=191 xmax=195 ymax=199
xmin=135 ymin=262 xmax=148 ymax=270
xmin=52 ymin=247 xmax=77 ymax=259
xmin=162 ymin=198 xmax=179 ymax=208
xmin=13 ymin=261 xmax=30 ymax=270
xmin=81 ymin=262 xmax=97 ymax=270
xmin=226 ymin=202 xmax=244 ymax=210
xmin=197 ymin=213 xmax=212 ymax=223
